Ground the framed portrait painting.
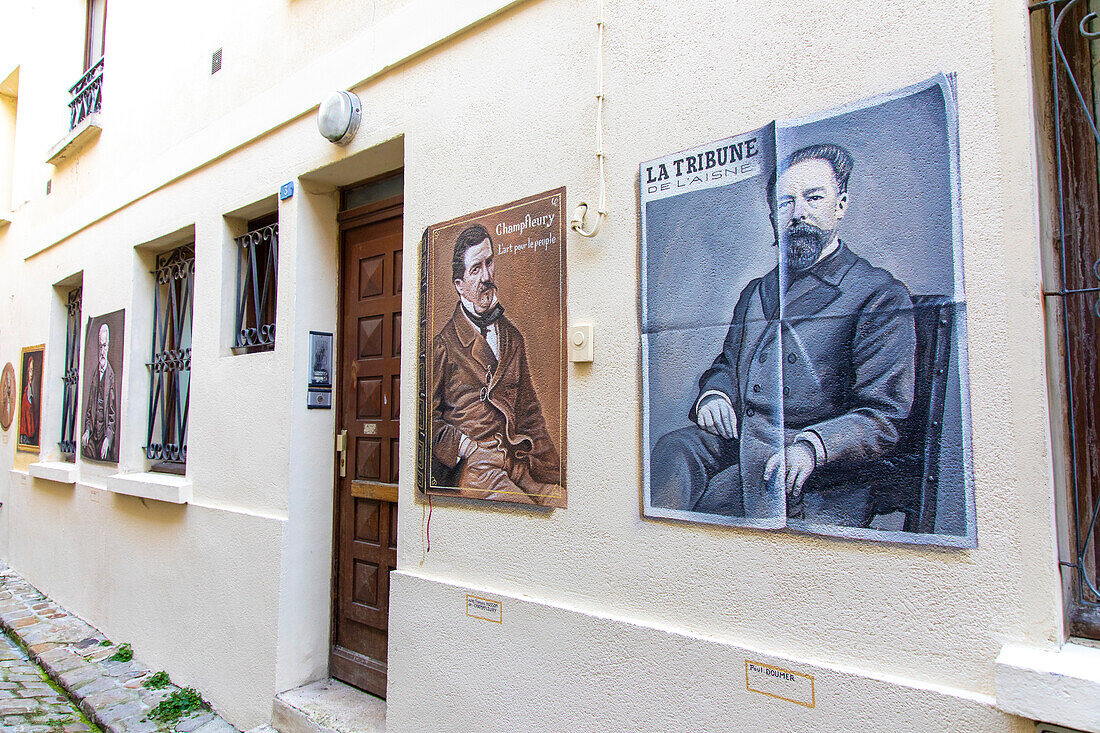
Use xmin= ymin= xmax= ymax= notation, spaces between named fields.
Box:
xmin=418 ymin=188 xmax=567 ymax=508
xmin=17 ymin=346 xmax=44 ymax=452
xmin=80 ymin=310 xmax=125 ymax=464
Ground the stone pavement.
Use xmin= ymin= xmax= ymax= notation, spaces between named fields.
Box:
xmin=0 ymin=630 xmax=95 ymax=732
xmin=0 ymin=562 xmax=239 ymax=733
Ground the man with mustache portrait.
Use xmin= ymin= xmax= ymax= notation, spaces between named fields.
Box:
xmin=651 ymin=143 xmax=916 ymax=527
xmin=430 ymin=223 xmax=562 ymax=505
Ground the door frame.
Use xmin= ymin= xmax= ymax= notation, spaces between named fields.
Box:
xmin=330 ymin=192 xmax=404 ymax=693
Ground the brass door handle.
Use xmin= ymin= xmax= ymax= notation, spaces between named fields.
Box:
xmin=336 ymin=429 xmax=348 ymax=478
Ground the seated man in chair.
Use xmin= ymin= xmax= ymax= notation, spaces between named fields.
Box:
xmin=431 ymin=224 xmax=563 ymax=505
xmin=650 ymin=143 xmax=916 ymax=527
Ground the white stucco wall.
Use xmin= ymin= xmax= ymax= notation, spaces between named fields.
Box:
xmin=0 ymin=0 xmax=1077 ymax=730
xmin=396 ymin=0 xmax=1061 ymax=728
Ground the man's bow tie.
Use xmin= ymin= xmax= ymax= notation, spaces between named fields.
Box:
xmin=463 ymin=302 xmax=504 ymax=337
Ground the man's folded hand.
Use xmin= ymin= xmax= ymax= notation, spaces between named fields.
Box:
xmin=696 ymin=394 xmax=738 ymax=439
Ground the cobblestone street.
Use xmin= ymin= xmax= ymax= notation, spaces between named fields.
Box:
xmin=0 ymin=632 xmax=95 ymax=732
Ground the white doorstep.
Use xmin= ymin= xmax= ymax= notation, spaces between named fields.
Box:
xmin=272 ymin=679 xmax=385 ymax=733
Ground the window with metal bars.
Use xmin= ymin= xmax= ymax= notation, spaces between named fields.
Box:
xmin=59 ymin=287 xmax=82 ymax=459
xmin=232 ymin=213 xmax=278 ymax=353
xmin=1032 ymin=0 xmax=1100 ymax=640
xmin=146 ymin=244 xmax=194 ymax=473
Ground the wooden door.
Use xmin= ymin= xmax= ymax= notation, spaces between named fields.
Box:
xmin=332 ymin=196 xmax=402 ymax=696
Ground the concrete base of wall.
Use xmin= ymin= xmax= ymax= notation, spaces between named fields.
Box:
xmin=387 ymin=571 xmax=1033 ymax=733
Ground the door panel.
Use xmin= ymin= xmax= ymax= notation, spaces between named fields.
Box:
xmin=332 ymin=201 xmax=402 ymax=697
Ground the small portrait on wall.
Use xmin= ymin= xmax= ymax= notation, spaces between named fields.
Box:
xmin=0 ymin=362 xmax=15 ymax=431
xmin=310 ymin=331 xmax=333 ymax=388
xmin=419 ymin=188 xmax=567 ymax=508
xmin=80 ymin=309 xmax=125 ymax=464
xmin=17 ymin=346 xmax=44 ymax=452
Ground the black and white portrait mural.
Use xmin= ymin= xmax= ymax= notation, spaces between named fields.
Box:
xmin=81 ymin=309 xmax=125 ymax=464
xmin=640 ymin=74 xmax=975 ymax=547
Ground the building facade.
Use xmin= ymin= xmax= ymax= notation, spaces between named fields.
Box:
xmin=0 ymin=0 xmax=1095 ymax=730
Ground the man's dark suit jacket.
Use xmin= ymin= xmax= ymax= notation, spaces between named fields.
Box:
xmin=82 ymin=362 xmax=116 ymax=461
xmin=691 ymin=242 xmax=916 ymax=484
xmin=431 ymin=303 xmax=560 ymax=489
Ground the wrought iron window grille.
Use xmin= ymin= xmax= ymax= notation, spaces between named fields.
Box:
xmin=232 ymin=221 xmax=279 ymax=353
xmin=1032 ymin=0 xmax=1100 ymax=639
xmin=59 ymin=287 xmax=82 ymax=458
xmin=145 ymin=245 xmax=194 ymax=472
xmin=68 ymin=56 xmax=103 ymax=130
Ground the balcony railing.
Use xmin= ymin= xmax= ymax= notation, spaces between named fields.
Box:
xmin=68 ymin=56 xmax=103 ymax=130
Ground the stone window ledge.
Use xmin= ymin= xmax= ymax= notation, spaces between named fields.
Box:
xmin=28 ymin=461 xmax=78 ymax=484
xmin=995 ymin=642 xmax=1100 ymax=731
xmin=46 ymin=113 xmax=102 ymax=165
xmin=106 ymin=471 xmax=191 ymax=504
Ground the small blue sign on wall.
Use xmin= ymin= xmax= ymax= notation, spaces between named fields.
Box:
xmin=279 ymin=181 xmax=295 ymax=201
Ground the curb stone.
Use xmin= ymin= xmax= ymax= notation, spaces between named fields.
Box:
xmin=0 ymin=562 xmax=242 ymax=733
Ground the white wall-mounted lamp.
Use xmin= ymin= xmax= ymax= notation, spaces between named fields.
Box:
xmin=317 ymin=91 xmax=362 ymax=146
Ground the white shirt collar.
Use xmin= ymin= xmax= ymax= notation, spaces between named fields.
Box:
xmin=459 ymin=294 xmax=499 ymax=326
xmin=813 ymin=237 xmax=841 ymax=266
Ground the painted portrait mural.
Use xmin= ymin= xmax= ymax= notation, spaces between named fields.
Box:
xmin=17 ymin=346 xmax=44 ymax=452
xmin=641 ymin=75 xmax=975 ymax=547
xmin=80 ymin=310 xmax=125 ymax=464
xmin=418 ymin=188 xmax=567 ymax=508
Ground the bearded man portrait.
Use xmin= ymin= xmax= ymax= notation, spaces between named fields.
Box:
xmin=650 ymin=143 xmax=917 ymax=527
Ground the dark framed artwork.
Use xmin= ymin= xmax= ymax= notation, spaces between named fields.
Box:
xmin=17 ymin=346 xmax=44 ymax=452
xmin=307 ymin=330 xmax=333 ymax=410
xmin=309 ymin=331 xmax=333 ymax=387
xmin=641 ymin=74 xmax=975 ymax=547
xmin=418 ymin=188 xmax=567 ymax=508
xmin=80 ymin=309 xmax=125 ymax=464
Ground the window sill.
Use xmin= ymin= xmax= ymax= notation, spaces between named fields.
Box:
xmin=28 ymin=461 xmax=78 ymax=484
xmin=46 ymin=113 xmax=102 ymax=165
xmin=995 ymin=642 xmax=1100 ymax=731
xmin=0 ymin=211 xmax=11 ymax=228
xmin=230 ymin=343 xmax=275 ymax=356
xmin=106 ymin=471 xmax=191 ymax=504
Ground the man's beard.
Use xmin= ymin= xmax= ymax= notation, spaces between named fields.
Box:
xmin=782 ymin=221 xmax=830 ymax=273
